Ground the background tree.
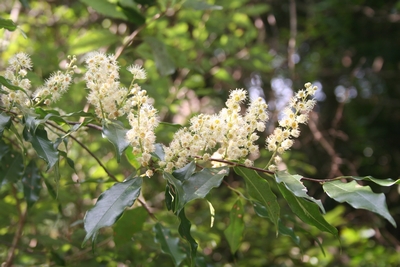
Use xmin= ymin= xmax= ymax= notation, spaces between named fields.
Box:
xmin=1 ymin=0 xmax=400 ymax=266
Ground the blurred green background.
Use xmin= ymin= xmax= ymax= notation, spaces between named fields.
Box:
xmin=1 ymin=0 xmax=400 ymax=266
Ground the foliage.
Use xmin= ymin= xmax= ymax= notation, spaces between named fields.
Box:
xmin=1 ymin=0 xmax=400 ymax=266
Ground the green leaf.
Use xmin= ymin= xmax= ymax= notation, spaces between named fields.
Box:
xmin=154 ymin=222 xmax=187 ymax=266
xmin=275 ymin=170 xmax=325 ymax=213
xmin=234 ymin=167 xmax=280 ymax=232
xmin=323 ymin=180 xmax=397 ymax=227
xmin=0 ymin=112 xmax=11 ymax=137
xmin=277 ymin=183 xmax=338 ymax=237
xmin=144 ymin=36 xmax=176 ymax=76
xmin=22 ymin=161 xmax=42 ymax=209
xmin=117 ymin=1 xmax=145 ymax=25
xmin=224 ymin=199 xmax=245 ymax=254
xmin=347 ymin=176 xmax=400 ymax=187
xmin=24 ymin=127 xmax=59 ymax=171
xmin=0 ymin=76 xmax=27 ymax=93
xmin=164 ymin=172 xmax=185 ymax=213
xmin=0 ymin=18 xmax=17 ymax=31
xmin=0 ymin=139 xmax=10 ymax=161
xmin=182 ymin=166 xmax=229 ymax=204
xmin=0 ymin=151 xmax=24 ymax=184
xmin=178 ymin=208 xmax=198 ymax=266
xmin=253 ymin=203 xmax=300 ymax=246
xmin=173 ymin=161 xmax=196 ymax=182
xmin=183 ymin=0 xmax=223 ymax=10
xmin=152 ymin=143 xmax=165 ymax=161
xmin=79 ymin=0 xmax=128 ymax=20
xmin=83 ymin=176 xmax=142 ymax=245
xmin=113 ymin=207 xmax=147 ymax=248
xmin=102 ymin=120 xmax=130 ymax=163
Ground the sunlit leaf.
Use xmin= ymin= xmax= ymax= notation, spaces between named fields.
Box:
xmin=113 ymin=207 xmax=147 ymax=248
xmin=275 ymin=170 xmax=325 ymax=213
xmin=178 ymin=208 xmax=198 ymax=266
xmin=80 ymin=0 xmax=127 ymax=20
xmin=224 ymin=199 xmax=245 ymax=254
xmin=154 ymin=223 xmax=187 ymax=266
xmin=0 ymin=18 xmax=17 ymax=31
xmin=323 ymin=180 xmax=396 ymax=227
xmin=345 ymin=176 xmax=400 ymax=187
xmin=102 ymin=120 xmax=130 ymax=163
xmin=235 ymin=167 xmax=280 ymax=232
xmin=0 ymin=76 xmax=27 ymax=92
xmin=144 ymin=36 xmax=176 ymax=76
xmin=277 ymin=183 xmax=338 ymax=237
xmin=83 ymin=176 xmax=142 ymax=245
xmin=22 ymin=161 xmax=42 ymax=209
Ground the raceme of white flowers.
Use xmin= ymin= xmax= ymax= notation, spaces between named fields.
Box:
xmin=1 ymin=51 xmax=318 ymax=175
xmin=1 ymin=53 xmax=76 ymax=111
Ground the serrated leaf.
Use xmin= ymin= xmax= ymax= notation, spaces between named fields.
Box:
xmin=323 ymin=180 xmax=397 ymax=227
xmin=154 ymin=223 xmax=186 ymax=266
xmin=102 ymin=120 xmax=130 ymax=163
xmin=235 ymin=167 xmax=280 ymax=232
xmin=144 ymin=36 xmax=176 ymax=76
xmin=275 ymin=170 xmax=325 ymax=213
xmin=224 ymin=199 xmax=245 ymax=254
xmin=0 ymin=112 xmax=11 ymax=137
xmin=24 ymin=127 xmax=59 ymax=171
xmin=183 ymin=0 xmax=223 ymax=10
xmin=0 ymin=18 xmax=17 ymax=31
xmin=178 ymin=208 xmax=198 ymax=266
xmin=277 ymin=183 xmax=338 ymax=237
xmin=113 ymin=207 xmax=147 ymax=248
xmin=182 ymin=166 xmax=229 ymax=204
xmin=253 ymin=203 xmax=300 ymax=246
xmin=0 ymin=151 xmax=24 ymax=184
xmin=83 ymin=176 xmax=142 ymax=245
xmin=22 ymin=161 xmax=42 ymax=209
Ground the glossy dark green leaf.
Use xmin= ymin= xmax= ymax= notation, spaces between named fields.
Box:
xmin=173 ymin=161 xmax=196 ymax=182
xmin=22 ymin=161 xmax=42 ymax=209
xmin=0 ymin=112 xmax=11 ymax=137
xmin=24 ymin=127 xmax=59 ymax=171
xmin=183 ymin=0 xmax=223 ymax=10
xmin=253 ymin=203 xmax=300 ymax=246
xmin=102 ymin=120 xmax=130 ymax=163
xmin=117 ymin=2 xmax=145 ymax=25
xmin=178 ymin=208 xmax=198 ymax=266
xmin=224 ymin=199 xmax=245 ymax=254
xmin=275 ymin=170 xmax=325 ymax=213
xmin=0 ymin=18 xmax=17 ymax=31
xmin=0 ymin=151 xmax=24 ymax=184
xmin=182 ymin=166 xmax=229 ymax=204
xmin=235 ymin=167 xmax=280 ymax=232
xmin=113 ymin=207 xmax=147 ymax=248
xmin=323 ymin=180 xmax=396 ymax=227
xmin=0 ymin=139 xmax=10 ymax=161
xmin=154 ymin=222 xmax=186 ymax=266
xmin=83 ymin=176 xmax=142 ymax=245
xmin=144 ymin=36 xmax=176 ymax=76
xmin=152 ymin=143 xmax=165 ymax=161
xmin=164 ymin=172 xmax=185 ymax=213
xmin=277 ymin=183 xmax=338 ymax=237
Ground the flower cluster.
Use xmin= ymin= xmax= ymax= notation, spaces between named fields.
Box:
xmin=84 ymin=52 xmax=127 ymax=119
xmin=1 ymin=53 xmax=75 ymax=111
xmin=160 ymin=89 xmax=269 ymax=172
xmin=33 ymin=56 xmax=76 ymax=105
xmin=266 ymin=82 xmax=317 ymax=171
xmin=1 ymin=53 xmax=33 ymax=109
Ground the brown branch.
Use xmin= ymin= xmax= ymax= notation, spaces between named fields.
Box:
xmin=4 ymin=185 xmax=28 ymax=267
xmin=45 ymin=121 xmax=119 ymax=182
xmin=137 ymin=198 xmax=158 ymax=222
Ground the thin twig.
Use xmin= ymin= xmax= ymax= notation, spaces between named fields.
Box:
xmin=137 ymin=198 xmax=158 ymax=221
xmin=45 ymin=121 xmax=119 ymax=182
xmin=4 ymin=185 xmax=28 ymax=267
